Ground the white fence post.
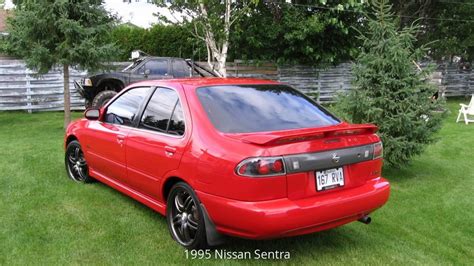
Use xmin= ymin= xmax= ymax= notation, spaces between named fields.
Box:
xmin=25 ymin=67 xmax=32 ymax=114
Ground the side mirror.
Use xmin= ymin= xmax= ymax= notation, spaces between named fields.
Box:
xmin=84 ymin=108 xmax=101 ymax=120
xmin=144 ymin=69 xmax=151 ymax=76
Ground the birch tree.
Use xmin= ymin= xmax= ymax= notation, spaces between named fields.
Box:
xmin=156 ymin=0 xmax=257 ymax=77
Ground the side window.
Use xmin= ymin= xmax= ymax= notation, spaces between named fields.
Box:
xmin=140 ymin=88 xmax=185 ymax=136
xmin=167 ymin=102 xmax=185 ymax=136
xmin=172 ymin=60 xmax=190 ymax=77
xmin=140 ymin=59 xmax=168 ymax=75
xmin=104 ymin=87 xmax=151 ymax=126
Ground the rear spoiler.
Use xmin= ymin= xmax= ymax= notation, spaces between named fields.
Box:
xmin=226 ymin=124 xmax=378 ymax=146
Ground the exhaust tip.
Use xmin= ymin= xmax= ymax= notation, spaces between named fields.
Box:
xmin=358 ymin=215 xmax=372 ymax=224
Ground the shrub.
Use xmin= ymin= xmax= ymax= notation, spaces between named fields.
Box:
xmin=109 ymin=24 xmax=148 ymax=60
xmin=109 ymin=23 xmax=205 ymax=61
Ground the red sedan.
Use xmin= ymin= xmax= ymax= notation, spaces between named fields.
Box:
xmin=65 ymin=78 xmax=390 ymax=249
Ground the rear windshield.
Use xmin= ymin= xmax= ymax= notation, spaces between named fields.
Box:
xmin=196 ymin=85 xmax=339 ymax=133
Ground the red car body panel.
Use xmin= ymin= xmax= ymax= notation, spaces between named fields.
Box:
xmin=197 ymin=177 xmax=389 ymax=239
xmin=65 ymin=78 xmax=390 ymax=240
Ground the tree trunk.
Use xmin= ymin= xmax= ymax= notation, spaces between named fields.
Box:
xmin=217 ymin=56 xmax=227 ymax=77
xmin=219 ymin=0 xmax=231 ymax=78
xmin=199 ymin=1 xmax=229 ymax=78
xmin=63 ymin=64 xmax=71 ymax=129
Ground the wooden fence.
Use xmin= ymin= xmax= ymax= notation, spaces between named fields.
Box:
xmin=226 ymin=61 xmax=353 ymax=102
xmin=0 ymin=59 xmax=472 ymax=112
xmin=0 ymin=60 xmax=86 ymax=112
xmin=439 ymin=63 xmax=474 ymax=97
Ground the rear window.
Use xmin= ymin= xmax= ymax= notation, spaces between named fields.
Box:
xmin=196 ymin=85 xmax=339 ymax=133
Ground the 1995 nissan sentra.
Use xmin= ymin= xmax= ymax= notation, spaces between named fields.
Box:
xmin=65 ymin=78 xmax=390 ymax=249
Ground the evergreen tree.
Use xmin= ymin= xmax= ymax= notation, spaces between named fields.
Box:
xmin=3 ymin=0 xmax=118 ymax=128
xmin=336 ymin=0 xmax=444 ymax=167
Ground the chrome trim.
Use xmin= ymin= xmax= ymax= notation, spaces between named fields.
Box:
xmin=283 ymin=143 xmax=376 ymax=174
xmin=129 ymin=126 xmax=185 ymax=139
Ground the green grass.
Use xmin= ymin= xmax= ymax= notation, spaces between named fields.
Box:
xmin=0 ymin=101 xmax=473 ymax=265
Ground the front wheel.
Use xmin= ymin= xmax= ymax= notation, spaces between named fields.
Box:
xmin=65 ymin=140 xmax=93 ymax=183
xmin=166 ymin=182 xmax=208 ymax=249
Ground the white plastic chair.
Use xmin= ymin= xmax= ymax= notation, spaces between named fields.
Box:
xmin=456 ymin=94 xmax=474 ymax=125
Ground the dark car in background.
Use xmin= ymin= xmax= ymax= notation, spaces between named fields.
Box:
xmin=75 ymin=56 xmax=193 ymax=107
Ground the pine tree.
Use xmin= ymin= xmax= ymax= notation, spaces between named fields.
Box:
xmin=336 ymin=0 xmax=444 ymax=167
xmin=3 ymin=0 xmax=118 ymax=128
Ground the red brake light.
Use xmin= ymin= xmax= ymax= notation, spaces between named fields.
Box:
xmin=257 ymin=161 xmax=270 ymax=175
xmin=236 ymin=157 xmax=286 ymax=177
xmin=272 ymin=159 xmax=283 ymax=172
xmin=332 ymin=129 xmax=366 ymax=136
xmin=373 ymin=142 xmax=383 ymax=159
xmin=274 ymin=133 xmax=324 ymax=144
xmin=237 ymin=164 xmax=248 ymax=175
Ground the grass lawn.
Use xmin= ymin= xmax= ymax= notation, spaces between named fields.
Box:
xmin=0 ymin=101 xmax=472 ymax=265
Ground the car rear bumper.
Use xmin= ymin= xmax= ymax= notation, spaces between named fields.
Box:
xmin=196 ymin=177 xmax=390 ymax=239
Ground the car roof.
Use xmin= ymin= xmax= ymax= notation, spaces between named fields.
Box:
xmin=142 ymin=56 xmax=185 ymax=60
xmin=129 ymin=78 xmax=281 ymax=89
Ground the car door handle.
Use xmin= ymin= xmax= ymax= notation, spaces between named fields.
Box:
xmin=165 ymin=146 xmax=177 ymax=156
xmin=117 ymin=135 xmax=126 ymax=145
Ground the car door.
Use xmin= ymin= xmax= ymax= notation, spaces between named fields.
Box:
xmin=125 ymin=87 xmax=189 ymax=199
xmin=84 ymin=86 xmax=151 ymax=184
xmin=130 ymin=59 xmax=171 ymax=83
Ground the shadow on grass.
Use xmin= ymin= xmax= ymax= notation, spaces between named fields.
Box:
xmin=87 ymin=180 xmax=165 ymax=220
xmin=221 ymin=228 xmax=355 ymax=249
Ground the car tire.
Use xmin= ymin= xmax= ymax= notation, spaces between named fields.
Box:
xmin=92 ymin=90 xmax=117 ymax=108
xmin=65 ymin=140 xmax=93 ymax=183
xmin=166 ymin=182 xmax=208 ymax=250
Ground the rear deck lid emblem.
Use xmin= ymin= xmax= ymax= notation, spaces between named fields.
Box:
xmin=292 ymin=161 xmax=300 ymax=170
xmin=332 ymin=153 xmax=340 ymax=163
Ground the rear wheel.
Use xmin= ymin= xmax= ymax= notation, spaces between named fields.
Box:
xmin=166 ymin=182 xmax=207 ymax=249
xmin=91 ymin=90 xmax=117 ymax=108
xmin=65 ymin=140 xmax=93 ymax=183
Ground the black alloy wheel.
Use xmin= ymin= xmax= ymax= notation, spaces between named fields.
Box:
xmin=65 ymin=140 xmax=92 ymax=183
xmin=166 ymin=182 xmax=207 ymax=249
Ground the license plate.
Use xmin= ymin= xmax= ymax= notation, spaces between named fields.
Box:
xmin=316 ymin=167 xmax=344 ymax=191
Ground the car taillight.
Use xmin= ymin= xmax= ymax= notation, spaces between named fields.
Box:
xmin=236 ymin=157 xmax=286 ymax=177
xmin=373 ymin=142 xmax=383 ymax=159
